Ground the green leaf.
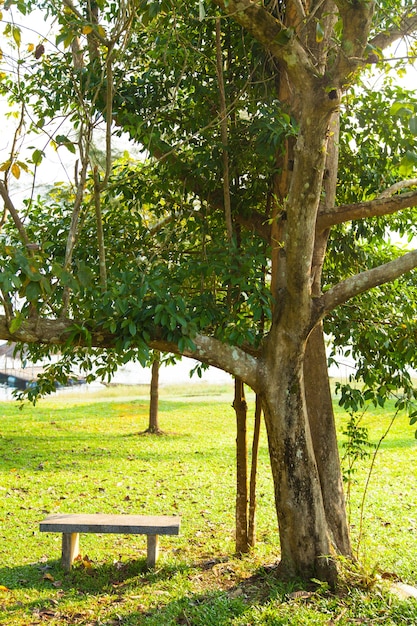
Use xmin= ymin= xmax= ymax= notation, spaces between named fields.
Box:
xmin=389 ymin=101 xmax=414 ymax=117
xmin=274 ymin=28 xmax=293 ymax=46
xmin=25 ymin=280 xmax=42 ymax=301
xmin=409 ymin=117 xmax=417 ymax=136
xmin=399 ymin=151 xmax=417 ymax=176
xmin=56 ymin=30 xmax=69 ymax=47
xmin=364 ymin=43 xmax=382 ymax=60
xmin=12 ymin=26 xmax=21 ymax=48
xmin=316 ymin=21 xmax=324 ymax=43
xmin=198 ymin=0 xmax=205 ymax=20
xmin=9 ymin=314 xmax=22 ymax=333
xmin=55 ymin=135 xmax=76 ymax=154
xmin=77 ymin=266 xmax=93 ymax=287
xmin=32 ymin=149 xmax=44 ymax=166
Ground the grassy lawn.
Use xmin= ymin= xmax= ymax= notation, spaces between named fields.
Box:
xmin=0 ymin=383 xmax=416 ymax=625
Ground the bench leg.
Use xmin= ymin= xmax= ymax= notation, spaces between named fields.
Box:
xmin=62 ymin=533 xmax=80 ymax=571
xmin=146 ymin=535 xmax=159 ymax=569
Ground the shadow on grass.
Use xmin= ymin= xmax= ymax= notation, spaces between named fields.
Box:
xmin=0 ymin=557 xmax=191 ymax=591
xmin=0 ymin=557 xmax=289 ymax=626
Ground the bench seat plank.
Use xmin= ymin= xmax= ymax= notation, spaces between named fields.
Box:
xmin=39 ymin=513 xmax=180 ymax=570
xmin=40 ymin=513 xmax=180 ymax=535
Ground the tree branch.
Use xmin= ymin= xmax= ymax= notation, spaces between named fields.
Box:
xmin=0 ymin=182 xmax=30 ymax=246
xmin=378 ymin=178 xmax=417 ymax=199
xmin=210 ymin=0 xmax=316 ymax=87
xmin=369 ymin=10 xmax=417 ymax=52
xmin=331 ymin=0 xmax=375 ymax=83
xmin=63 ymin=130 xmax=91 ymax=271
xmin=317 ymin=249 xmax=417 ymax=315
xmin=0 ymin=318 xmax=260 ymax=391
xmin=317 ymin=189 xmax=417 ymax=231
xmin=93 ymin=167 xmax=107 ymax=290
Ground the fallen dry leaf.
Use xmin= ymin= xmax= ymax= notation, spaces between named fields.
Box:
xmin=82 ymin=555 xmax=94 ymax=569
xmin=288 ymin=590 xmax=315 ymax=600
xmin=327 ymin=607 xmax=348 ymax=624
xmin=42 ymin=573 xmax=54 ymax=582
xmin=380 ymin=571 xmax=398 ymax=580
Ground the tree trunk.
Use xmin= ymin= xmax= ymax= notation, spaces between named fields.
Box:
xmin=262 ymin=346 xmax=337 ymax=584
xmin=147 ymin=352 xmax=161 ymax=434
xmin=303 ymin=111 xmax=351 ymax=557
xmin=248 ymin=394 xmax=261 ymax=547
xmin=304 ymin=324 xmax=352 ymax=556
xmin=234 ymin=377 xmax=249 ymax=554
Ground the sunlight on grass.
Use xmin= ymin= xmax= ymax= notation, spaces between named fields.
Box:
xmin=0 ymin=385 xmax=416 ymax=625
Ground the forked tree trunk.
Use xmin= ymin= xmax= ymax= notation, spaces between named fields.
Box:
xmin=304 ymin=324 xmax=351 ymax=556
xmin=262 ymin=347 xmax=337 ymax=584
xmin=234 ymin=377 xmax=249 ymax=554
xmin=303 ymin=111 xmax=351 ymax=557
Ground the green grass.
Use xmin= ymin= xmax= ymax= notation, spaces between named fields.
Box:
xmin=0 ymin=383 xmax=416 ymax=625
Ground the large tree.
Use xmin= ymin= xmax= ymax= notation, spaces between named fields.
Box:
xmin=1 ymin=0 xmax=417 ymax=582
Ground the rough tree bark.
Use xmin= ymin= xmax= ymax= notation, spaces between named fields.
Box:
xmin=267 ymin=3 xmax=351 ymax=559
xmin=305 ymin=324 xmax=351 ymax=555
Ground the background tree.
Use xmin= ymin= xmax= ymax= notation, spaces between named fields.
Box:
xmin=147 ymin=350 xmax=162 ymax=435
xmin=1 ymin=0 xmax=417 ymax=583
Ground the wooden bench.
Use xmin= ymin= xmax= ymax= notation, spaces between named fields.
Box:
xmin=39 ymin=513 xmax=181 ymax=571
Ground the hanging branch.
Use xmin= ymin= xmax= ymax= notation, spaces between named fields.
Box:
xmin=61 ymin=127 xmax=92 ymax=316
xmin=63 ymin=128 xmax=91 ymax=271
xmin=102 ymin=43 xmax=114 ymax=189
xmin=0 ymin=182 xmax=30 ymax=246
xmin=356 ymin=409 xmax=399 ymax=558
xmin=93 ymin=167 xmax=107 ymax=290
xmin=215 ymin=17 xmax=233 ymax=243
xmin=0 ymin=98 xmax=26 ymax=230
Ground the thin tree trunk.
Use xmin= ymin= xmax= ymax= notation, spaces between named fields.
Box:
xmin=234 ymin=377 xmax=249 ymax=554
xmin=93 ymin=167 xmax=107 ymax=290
xmin=147 ymin=352 xmax=161 ymax=434
xmin=248 ymin=394 xmax=261 ymax=547
xmin=215 ymin=17 xmax=233 ymax=242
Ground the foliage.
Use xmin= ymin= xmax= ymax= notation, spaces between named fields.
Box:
xmin=0 ymin=0 xmax=416 ymax=417
xmin=325 ymin=77 xmax=417 ymax=434
xmin=341 ymin=410 xmax=374 ymax=487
